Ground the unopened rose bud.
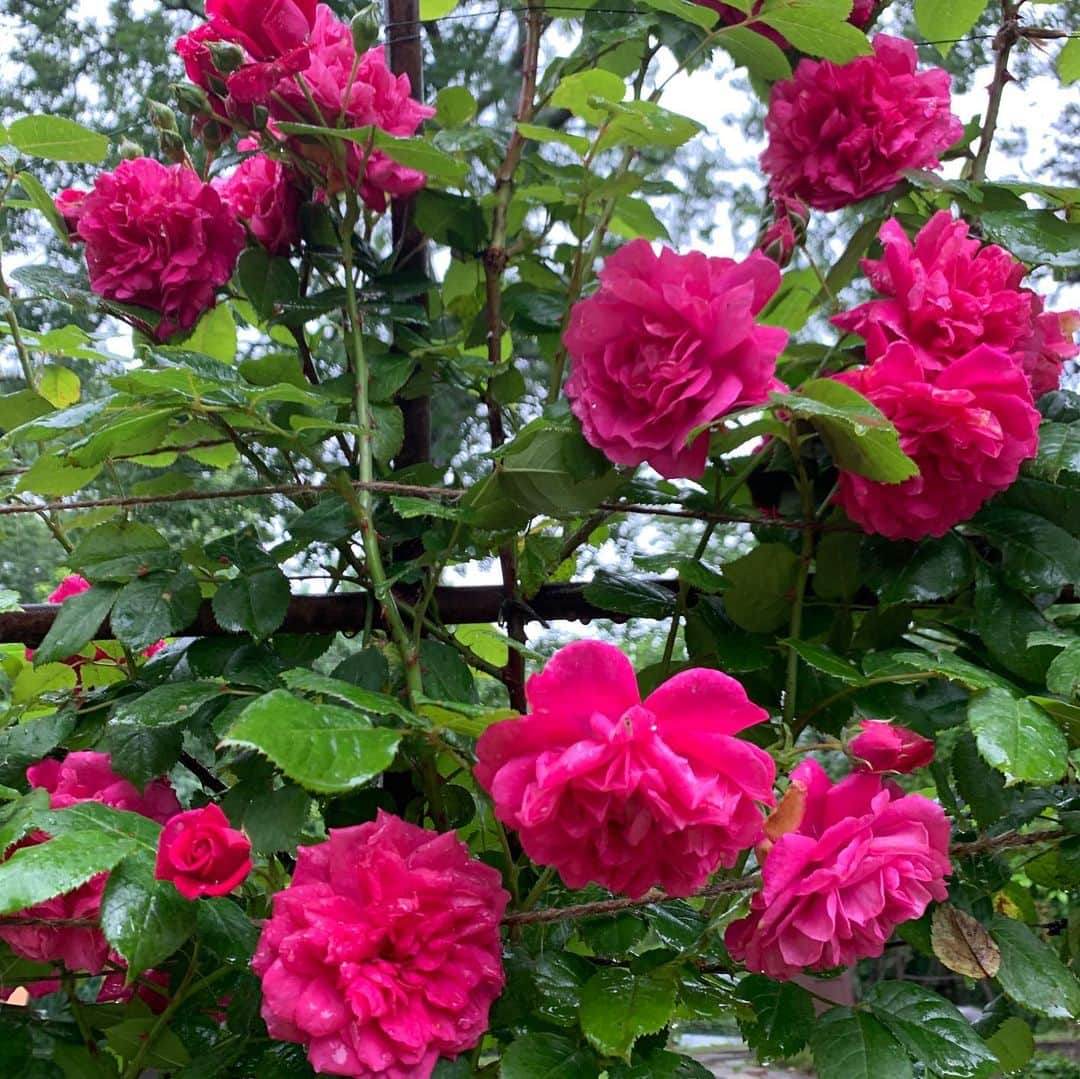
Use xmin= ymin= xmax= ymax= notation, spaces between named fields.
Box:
xmin=350 ymin=4 xmax=381 ymax=54
xmin=172 ymin=82 xmax=212 ymax=118
xmin=200 ymin=120 xmax=226 ymax=153
xmin=208 ymin=40 xmax=246 ymax=75
xmin=117 ymin=138 xmax=143 ymax=161
xmin=148 ymin=99 xmax=179 ymax=133
xmin=158 ymin=129 xmax=189 ymax=165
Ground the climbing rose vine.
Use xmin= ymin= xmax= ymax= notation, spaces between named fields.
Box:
xmin=0 ymin=0 xmax=1077 ymax=1077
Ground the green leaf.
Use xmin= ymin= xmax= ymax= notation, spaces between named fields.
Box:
xmin=37 ymin=365 xmax=80 ymax=408
xmin=550 ymin=68 xmax=626 ymax=126
xmin=772 ymin=380 xmax=919 ymax=484
xmin=876 ymin=534 xmax=972 ymax=604
xmin=16 ymin=453 xmax=103 ymax=496
xmin=989 ymin=916 xmax=1080 ymax=1019
xmin=420 ymin=0 xmax=458 ymax=16
xmin=280 ymin=669 xmax=414 ymax=722
xmin=810 ymin=1008 xmax=914 ymax=1079
xmin=1059 ymin=36 xmax=1080 ymax=84
xmin=0 ymin=790 xmax=49 ymax=855
xmin=0 ymin=389 xmax=53 ymax=432
xmin=197 ymin=897 xmax=259 ymax=963
xmin=736 ymin=975 xmax=816 ymax=1060
xmin=109 ymin=569 xmax=202 ymax=651
xmin=418 ymin=639 xmax=478 ymax=703
xmin=723 ymin=543 xmax=800 ymax=633
xmin=865 ymin=981 xmax=997 ymax=1079
xmin=72 ymin=520 xmax=173 ymax=582
xmin=975 ymin=564 xmax=1057 ymax=684
xmin=1028 ymin=422 xmax=1080 ymax=482
xmin=579 ymin=967 xmax=678 ymax=1061
xmin=0 ymin=830 xmax=135 ymax=914
xmin=970 ymin=508 xmax=1080 ymax=593
xmin=531 ymin=952 xmax=595 ymax=1027
xmin=100 ymin=858 xmax=196 ymax=979
xmin=915 ymin=0 xmax=989 ymax=55
xmin=111 ymin=681 xmax=226 ymax=728
xmin=221 ymin=779 xmax=309 ymax=854
xmin=8 ymin=115 xmax=109 ymax=162
xmin=1047 ymin=642 xmax=1080 ymax=700
xmin=238 ymin=249 xmax=300 ymax=322
xmin=184 ymin=303 xmax=237 ymax=364
xmin=221 ymin=689 xmax=402 ymax=794
xmin=33 ymin=583 xmax=119 ymax=665
xmin=951 ymin=732 xmax=1009 ymax=830
xmin=758 ymin=0 xmax=873 ymax=62
xmin=986 ymin=1016 xmax=1034 ymax=1074
xmin=968 ymin=689 xmax=1069 ymax=786
xmin=11 ymin=662 xmax=77 ymax=704
xmin=34 ymin=801 xmax=161 ymax=852
xmin=516 ymin=122 xmax=589 ymax=156
xmin=103 ymin=718 xmax=184 ymax=787
xmin=500 ymin=1033 xmax=599 ymax=1078
xmin=434 ymin=85 xmax=476 ymax=127
xmin=212 ymin=566 xmax=291 ymax=640
xmin=639 ymin=0 xmax=716 ymax=29
xmin=781 ymin=640 xmax=863 ymax=684
xmin=105 ymin=1018 xmax=190 ymax=1071
xmin=583 ymin=570 xmax=676 ymax=619
xmin=716 ymin=25 xmax=792 ymax=80
xmin=14 ymin=170 xmax=69 ymax=244
xmin=979 ymin=210 xmax=1080 ymax=270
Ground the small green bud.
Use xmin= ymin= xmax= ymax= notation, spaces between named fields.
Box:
xmin=172 ymin=82 xmax=212 ymax=118
xmin=116 ymin=138 xmax=143 ymax=161
xmin=147 ymin=99 xmax=180 ymax=133
xmin=207 ymin=40 xmax=245 ymax=74
xmin=158 ymin=129 xmax=188 ymax=165
xmin=350 ymin=3 xmax=380 ymax=55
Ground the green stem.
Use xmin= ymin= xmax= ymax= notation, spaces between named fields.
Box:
xmin=519 ymin=865 xmax=556 ymax=913
xmin=122 ymin=941 xmax=201 ymax=1079
xmin=782 ymin=436 xmax=816 ymax=728
xmin=339 ymin=190 xmax=422 ymax=706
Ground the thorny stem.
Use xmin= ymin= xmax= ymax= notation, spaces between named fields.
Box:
xmin=482 ymin=0 xmax=544 ymax=713
xmin=340 ymin=188 xmax=423 ymax=706
xmin=970 ymin=1 xmax=1021 ymax=183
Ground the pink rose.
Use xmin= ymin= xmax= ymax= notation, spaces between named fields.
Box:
xmin=205 ymin=0 xmax=318 ymax=60
xmin=762 ymin=35 xmax=961 ymax=212
xmin=252 ymin=812 xmax=507 ymax=1079
xmin=849 ymin=720 xmax=935 ymax=774
xmin=757 ymin=196 xmax=809 ymax=268
xmin=155 ymin=804 xmax=252 ymax=899
xmin=474 ymin=640 xmax=776 ymax=899
xmin=66 ymin=158 xmax=245 ymax=339
xmin=54 ymin=188 xmax=87 ymax=234
xmin=0 ymin=752 xmax=180 ymax=975
xmin=269 ymin=11 xmax=434 ymax=207
xmin=834 ymin=213 xmax=1079 ymax=398
xmin=563 ymin=240 xmax=788 ymax=479
xmin=833 ymin=341 xmax=1040 ymax=540
xmin=215 ymin=154 xmax=302 ymax=254
xmin=725 ymin=759 xmax=951 ymax=979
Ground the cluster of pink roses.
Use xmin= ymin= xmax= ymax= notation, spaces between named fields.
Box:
xmin=829 ymin=212 xmax=1076 ymax=538
xmin=56 ymin=0 xmax=431 ymax=338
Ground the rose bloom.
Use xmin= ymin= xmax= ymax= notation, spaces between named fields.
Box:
xmin=176 ymin=0 xmax=317 ymax=114
xmin=59 ymin=158 xmax=245 ymax=339
xmin=833 ymin=213 xmax=1080 ymax=398
xmin=252 ymin=812 xmax=507 ymax=1079
xmin=269 ymin=9 xmax=434 ymax=208
xmin=849 ymin=720 xmax=935 ymax=774
xmin=762 ymin=35 xmax=961 ymax=212
xmin=563 ymin=239 xmax=788 ymax=479
xmin=155 ymin=804 xmax=252 ymax=899
xmin=475 ymin=640 xmax=776 ymax=900
xmin=833 ymin=341 xmax=1040 ymax=540
xmin=215 ymin=152 xmax=302 ymax=254
xmin=725 ymin=759 xmax=951 ymax=979
xmin=0 ymin=752 xmax=180 ymax=976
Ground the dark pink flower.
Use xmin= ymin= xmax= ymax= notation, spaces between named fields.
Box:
xmin=155 ymin=804 xmax=252 ymax=899
xmin=215 ymin=153 xmax=302 ymax=254
xmin=757 ymin=196 xmax=809 ymax=268
xmin=205 ymin=0 xmax=318 ymax=61
xmin=67 ymin=158 xmax=244 ymax=339
xmin=725 ymin=759 xmax=951 ymax=979
xmin=833 ymin=341 xmax=1040 ymax=540
xmin=834 ymin=213 xmax=1078 ymax=398
xmin=762 ymin=35 xmax=961 ymax=211
xmin=54 ymin=188 xmax=87 ymax=234
xmin=252 ymin=812 xmax=507 ymax=1078
xmin=269 ymin=11 xmax=434 ymax=208
xmin=849 ymin=720 xmax=935 ymax=774
xmin=475 ymin=640 xmax=776 ymax=899
xmin=0 ymin=752 xmax=180 ymax=976
xmin=563 ymin=240 xmax=788 ymax=479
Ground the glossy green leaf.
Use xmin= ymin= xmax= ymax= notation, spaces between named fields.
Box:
xmin=281 ymin=668 xmax=414 ymax=722
xmin=500 ymin=1033 xmax=599 ymax=1078
xmin=212 ymin=566 xmax=291 ymax=640
xmin=33 ymin=583 xmax=119 ymax=665
xmin=810 ymin=1008 xmax=914 ymax=1079
xmin=979 ymin=210 xmax=1080 ymax=270
xmin=758 ymin=0 xmax=872 ymax=61
xmin=736 ymin=975 xmax=816 ymax=1060
xmin=723 ymin=543 xmax=800 ymax=633
xmin=583 ymin=570 xmax=677 ymax=620
xmin=985 ymin=1016 xmax=1035 ymax=1074
xmin=221 ymin=689 xmax=402 ymax=793
xmin=914 ymin=0 xmax=989 ymax=55
xmin=970 ymin=508 xmax=1080 ymax=593
xmin=968 ymin=689 xmax=1069 ymax=786
xmin=8 ymin=114 xmax=109 ymax=162
xmin=989 ymin=916 xmax=1080 ymax=1018
xmin=109 ymin=568 xmax=202 ymax=651
xmin=579 ymin=967 xmax=677 ymax=1061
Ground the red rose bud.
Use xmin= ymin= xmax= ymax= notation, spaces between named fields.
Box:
xmin=849 ymin=719 xmax=936 ymax=774
xmin=154 ymin=804 xmax=252 ymax=899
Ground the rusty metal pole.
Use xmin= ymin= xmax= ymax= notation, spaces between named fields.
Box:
xmin=385 ymin=0 xmax=431 ymax=470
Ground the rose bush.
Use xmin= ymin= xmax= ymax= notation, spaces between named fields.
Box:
xmin=0 ymin=0 xmax=1077 ymax=1076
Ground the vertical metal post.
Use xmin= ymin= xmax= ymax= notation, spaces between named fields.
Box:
xmin=385 ymin=0 xmax=431 ymax=471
